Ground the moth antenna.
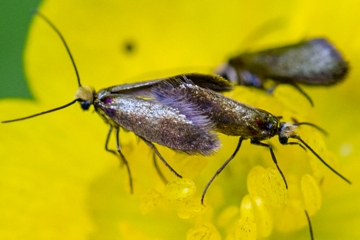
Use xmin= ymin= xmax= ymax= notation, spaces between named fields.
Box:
xmin=2 ymin=12 xmax=85 ymax=124
xmin=34 ymin=10 xmax=82 ymax=87
xmin=2 ymin=100 xmax=78 ymax=123
xmin=291 ymin=135 xmax=351 ymax=184
xmin=295 ymin=122 xmax=328 ymax=136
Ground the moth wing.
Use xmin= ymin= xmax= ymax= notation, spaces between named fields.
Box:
xmin=95 ymin=94 xmax=219 ymax=155
xmin=174 ymin=73 xmax=233 ymax=91
xmin=234 ymin=38 xmax=348 ymax=84
xmin=105 ymin=79 xmax=164 ymax=93
xmin=151 ymin=78 xmax=216 ymax=132
xmin=104 ymin=73 xmax=233 ymax=96
xmin=150 ymin=78 xmax=213 ymax=129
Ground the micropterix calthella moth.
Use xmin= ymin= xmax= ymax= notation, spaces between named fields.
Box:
xmin=2 ymin=12 xmax=234 ymax=193
xmin=151 ymin=78 xmax=351 ymax=204
xmin=215 ymin=38 xmax=348 ymax=106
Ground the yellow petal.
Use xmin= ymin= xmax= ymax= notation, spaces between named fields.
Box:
xmin=1 ymin=0 xmax=360 ymax=239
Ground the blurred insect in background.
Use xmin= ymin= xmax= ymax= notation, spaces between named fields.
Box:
xmin=2 ymin=12 xmax=236 ymax=193
xmin=215 ymin=38 xmax=348 ymax=106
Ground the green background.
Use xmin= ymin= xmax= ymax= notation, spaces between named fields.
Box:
xmin=0 ymin=0 xmax=42 ymax=99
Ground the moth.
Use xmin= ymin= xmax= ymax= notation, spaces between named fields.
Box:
xmin=150 ymin=77 xmax=320 ymax=239
xmin=215 ymin=38 xmax=349 ymax=106
xmin=2 ymin=12 xmax=233 ymax=192
xmin=151 ymin=78 xmax=351 ymax=203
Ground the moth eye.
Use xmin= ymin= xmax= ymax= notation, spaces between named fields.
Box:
xmin=279 ymin=136 xmax=288 ymax=144
xmin=80 ymin=101 xmax=91 ymax=110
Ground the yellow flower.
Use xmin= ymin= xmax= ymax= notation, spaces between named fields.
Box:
xmin=1 ymin=0 xmax=359 ymax=239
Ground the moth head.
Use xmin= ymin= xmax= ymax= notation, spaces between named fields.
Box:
xmin=278 ymin=122 xmax=297 ymax=144
xmin=214 ymin=63 xmax=238 ymax=84
xmin=74 ymin=86 xmax=95 ymax=110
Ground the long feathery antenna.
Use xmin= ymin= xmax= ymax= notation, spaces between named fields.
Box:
xmin=292 ymin=135 xmax=351 ymax=184
xmin=34 ymin=10 xmax=82 ymax=87
xmin=2 ymin=100 xmax=78 ymax=123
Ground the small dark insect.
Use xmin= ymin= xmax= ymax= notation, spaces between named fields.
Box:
xmin=151 ymin=79 xmax=351 ymax=203
xmin=215 ymin=38 xmax=349 ymax=106
xmin=2 ymin=13 xmax=233 ymax=193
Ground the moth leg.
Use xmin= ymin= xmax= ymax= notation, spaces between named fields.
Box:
xmin=152 ymin=152 xmax=168 ymax=184
xmin=140 ymin=137 xmax=182 ymax=179
xmin=251 ymin=140 xmax=288 ymax=189
xmin=282 ymin=141 xmax=306 ymax=150
xmin=288 ymin=82 xmax=314 ymax=107
xmin=105 ymin=125 xmax=117 ymax=155
xmin=115 ymin=127 xmax=133 ymax=194
xmin=305 ymin=210 xmax=314 ymax=240
xmin=201 ymin=137 xmax=244 ymax=204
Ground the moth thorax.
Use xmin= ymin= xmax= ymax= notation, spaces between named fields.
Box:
xmin=279 ymin=122 xmax=297 ymax=139
xmin=74 ymin=86 xmax=95 ymax=102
